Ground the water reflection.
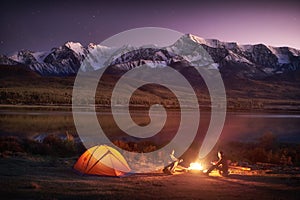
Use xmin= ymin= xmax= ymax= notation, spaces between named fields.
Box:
xmin=0 ymin=109 xmax=300 ymax=143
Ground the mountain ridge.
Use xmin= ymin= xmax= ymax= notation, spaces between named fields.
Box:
xmin=0 ymin=34 xmax=299 ymax=79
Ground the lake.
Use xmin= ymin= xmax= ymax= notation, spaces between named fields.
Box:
xmin=1 ymin=107 xmax=299 ymax=143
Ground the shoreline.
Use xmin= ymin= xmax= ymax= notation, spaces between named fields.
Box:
xmin=0 ymin=103 xmax=300 ymax=114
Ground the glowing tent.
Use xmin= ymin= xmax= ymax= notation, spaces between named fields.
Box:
xmin=74 ymin=145 xmax=131 ymax=177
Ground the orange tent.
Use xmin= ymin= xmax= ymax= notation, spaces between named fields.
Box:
xmin=74 ymin=145 xmax=131 ymax=177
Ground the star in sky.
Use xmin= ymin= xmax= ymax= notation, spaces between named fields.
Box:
xmin=1 ymin=0 xmax=300 ymax=55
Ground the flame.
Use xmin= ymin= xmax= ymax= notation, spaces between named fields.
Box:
xmin=188 ymin=162 xmax=203 ymax=171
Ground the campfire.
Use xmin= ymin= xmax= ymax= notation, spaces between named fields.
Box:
xmin=188 ymin=162 xmax=203 ymax=172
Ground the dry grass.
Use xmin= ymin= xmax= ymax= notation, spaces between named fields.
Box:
xmin=0 ymin=156 xmax=300 ymax=199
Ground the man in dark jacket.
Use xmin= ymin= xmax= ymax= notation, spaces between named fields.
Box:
xmin=205 ymin=151 xmax=229 ymax=176
xmin=163 ymin=150 xmax=184 ymax=174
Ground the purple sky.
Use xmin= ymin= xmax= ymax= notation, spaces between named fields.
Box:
xmin=1 ymin=0 xmax=300 ymax=55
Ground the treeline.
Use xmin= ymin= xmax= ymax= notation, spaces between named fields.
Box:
xmin=217 ymin=132 xmax=300 ymax=166
xmin=0 ymin=135 xmax=85 ymax=157
xmin=113 ymin=140 xmax=157 ymax=153
xmin=0 ymin=87 xmax=282 ymax=111
xmin=0 ymin=78 xmax=299 ymax=111
xmin=1 ymin=132 xmax=300 ymax=167
xmin=0 ymin=90 xmax=72 ymax=105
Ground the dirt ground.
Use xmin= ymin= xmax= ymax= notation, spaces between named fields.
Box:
xmin=1 ymin=156 xmax=300 ymax=200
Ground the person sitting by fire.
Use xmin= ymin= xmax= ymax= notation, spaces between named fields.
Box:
xmin=163 ymin=150 xmax=184 ymax=174
xmin=204 ymin=151 xmax=229 ymax=176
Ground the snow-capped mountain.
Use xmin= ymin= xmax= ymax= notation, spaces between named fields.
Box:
xmin=1 ymin=34 xmax=300 ymax=79
xmin=182 ymin=34 xmax=300 ymax=79
xmin=2 ymin=43 xmax=85 ymax=76
xmin=0 ymin=55 xmax=19 ymax=65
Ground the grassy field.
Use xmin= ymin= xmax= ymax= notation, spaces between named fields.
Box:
xmin=1 ymin=65 xmax=300 ymax=112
